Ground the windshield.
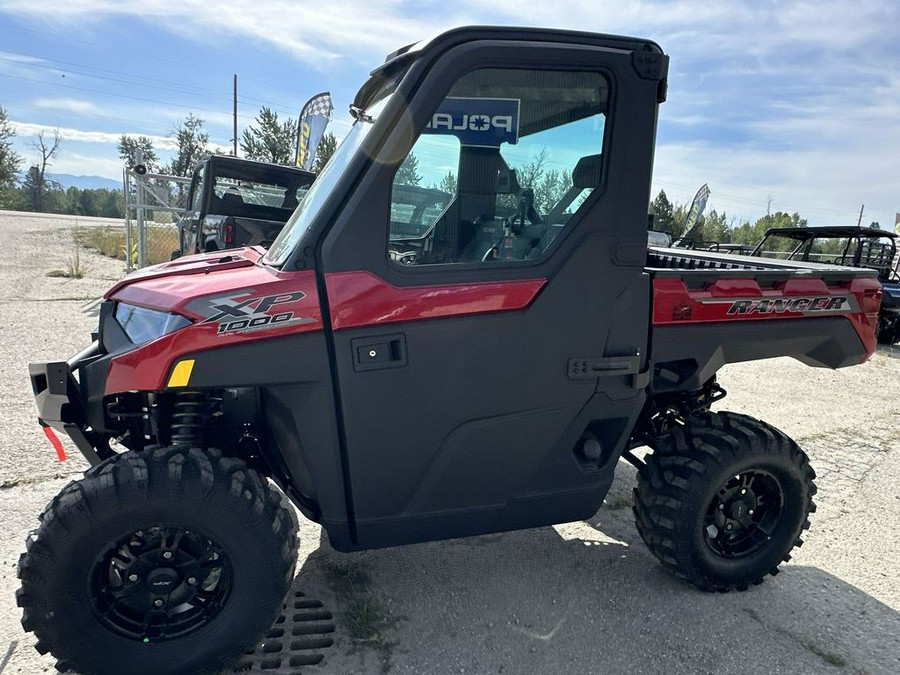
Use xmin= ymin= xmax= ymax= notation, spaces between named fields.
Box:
xmin=264 ymin=95 xmax=393 ymax=266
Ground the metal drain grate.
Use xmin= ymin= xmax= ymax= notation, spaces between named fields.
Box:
xmin=232 ymin=590 xmax=335 ymax=673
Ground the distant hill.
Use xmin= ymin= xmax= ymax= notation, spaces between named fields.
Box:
xmin=47 ymin=173 xmax=122 ymax=191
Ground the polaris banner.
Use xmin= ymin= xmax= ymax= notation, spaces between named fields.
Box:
xmin=295 ymin=92 xmax=333 ymax=171
xmin=424 ymin=97 xmax=520 ymax=147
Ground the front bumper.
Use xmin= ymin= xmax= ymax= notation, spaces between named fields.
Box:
xmin=29 ymin=341 xmax=109 ymax=466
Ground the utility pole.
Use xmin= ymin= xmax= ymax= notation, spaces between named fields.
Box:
xmin=857 ymin=204 xmax=864 ymax=228
xmin=233 ymin=74 xmax=238 ymax=156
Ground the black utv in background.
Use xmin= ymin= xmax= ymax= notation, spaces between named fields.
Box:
xmin=753 ymin=226 xmax=900 ymax=343
xmin=174 ymin=155 xmax=315 ymax=257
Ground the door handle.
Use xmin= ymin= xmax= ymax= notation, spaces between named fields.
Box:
xmin=351 ymin=334 xmax=408 ymax=372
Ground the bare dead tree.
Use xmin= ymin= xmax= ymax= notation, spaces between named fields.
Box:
xmin=27 ymin=129 xmax=61 ymax=212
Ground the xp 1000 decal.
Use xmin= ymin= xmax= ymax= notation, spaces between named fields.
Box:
xmin=197 ymin=291 xmax=315 ymax=335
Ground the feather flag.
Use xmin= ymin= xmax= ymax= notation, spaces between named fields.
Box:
xmin=295 ymin=92 xmax=333 ymax=171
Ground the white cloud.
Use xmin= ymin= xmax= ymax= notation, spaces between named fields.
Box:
xmin=10 ymin=120 xmax=178 ymax=149
xmin=0 ymin=50 xmax=45 ymax=64
xmin=0 ymin=0 xmax=464 ymax=65
xmin=32 ymin=98 xmax=102 ymax=115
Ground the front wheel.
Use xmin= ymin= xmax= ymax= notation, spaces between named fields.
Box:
xmin=17 ymin=447 xmax=299 ymax=675
xmin=634 ymin=411 xmax=816 ymax=591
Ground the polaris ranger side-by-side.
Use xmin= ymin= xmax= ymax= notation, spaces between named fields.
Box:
xmin=21 ymin=27 xmax=883 ymax=675
xmin=173 ymin=154 xmax=316 ymax=257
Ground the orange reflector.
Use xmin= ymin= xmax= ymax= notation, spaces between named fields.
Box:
xmin=167 ymin=359 xmax=195 ymax=388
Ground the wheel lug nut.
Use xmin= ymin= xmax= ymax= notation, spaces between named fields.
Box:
xmin=726 ymin=523 xmax=733 ymax=531
xmin=154 ymin=599 xmax=164 ymax=607
xmin=740 ymin=489 xmax=747 ymax=495
xmin=718 ymin=504 xmax=724 ymax=510
xmin=128 ymin=574 xmax=138 ymax=582
xmin=163 ymin=551 xmax=173 ymax=560
xmin=748 ymin=509 xmax=754 ymax=515
xmin=187 ymin=577 xmax=197 ymax=585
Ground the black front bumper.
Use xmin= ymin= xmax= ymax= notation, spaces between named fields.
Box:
xmin=29 ymin=341 xmax=109 ymax=466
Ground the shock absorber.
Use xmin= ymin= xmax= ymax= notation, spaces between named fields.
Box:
xmin=170 ymin=391 xmax=214 ymax=448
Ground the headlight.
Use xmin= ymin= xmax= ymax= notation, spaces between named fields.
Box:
xmin=114 ymin=304 xmax=192 ymax=345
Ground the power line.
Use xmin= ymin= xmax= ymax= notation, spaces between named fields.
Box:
xmin=0 ymin=71 xmax=265 ymax=125
xmin=0 ymin=50 xmax=300 ymax=117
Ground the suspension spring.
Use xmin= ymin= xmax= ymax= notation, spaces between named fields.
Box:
xmin=171 ymin=391 xmax=213 ymax=448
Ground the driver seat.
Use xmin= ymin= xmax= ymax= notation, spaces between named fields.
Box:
xmin=545 ymin=154 xmax=602 ymax=225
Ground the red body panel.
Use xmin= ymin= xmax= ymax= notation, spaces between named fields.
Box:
xmin=325 ymin=270 xmax=546 ymax=330
xmin=108 ymin=248 xmax=280 ymax=319
xmin=103 ymin=245 xmax=880 ymax=394
xmin=106 ymin=269 xmax=323 ymax=394
xmin=103 ymin=252 xmax=546 ymax=393
xmin=652 ymin=275 xmax=882 ymax=360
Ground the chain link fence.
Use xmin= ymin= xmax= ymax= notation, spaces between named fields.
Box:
xmin=122 ymin=168 xmax=191 ymax=271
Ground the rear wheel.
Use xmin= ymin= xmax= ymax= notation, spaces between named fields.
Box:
xmin=17 ymin=447 xmax=299 ymax=675
xmin=633 ymin=411 xmax=816 ymax=591
xmin=876 ymin=314 xmax=898 ymax=344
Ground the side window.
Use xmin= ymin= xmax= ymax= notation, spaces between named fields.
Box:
xmin=188 ymin=165 xmax=205 ymax=212
xmin=387 ymin=68 xmax=609 ymax=266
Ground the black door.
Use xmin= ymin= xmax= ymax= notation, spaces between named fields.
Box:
xmin=319 ymin=37 xmax=661 ymax=548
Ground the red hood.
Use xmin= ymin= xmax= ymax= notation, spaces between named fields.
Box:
xmin=107 ymin=247 xmax=286 ymax=319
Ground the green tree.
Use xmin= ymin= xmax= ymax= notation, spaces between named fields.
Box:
xmin=698 ymin=209 xmax=730 ymax=244
xmin=77 ymin=189 xmax=98 ymax=216
xmin=396 ymin=152 xmax=421 ymax=185
xmin=117 ymin=135 xmax=158 ymax=172
xmin=98 ymin=189 xmax=125 ymax=218
xmin=240 ymin=107 xmax=296 ymax=165
xmin=312 ymin=132 xmax=337 ymax=172
xmin=534 ymin=168 xmax=570 ymax=214
xmin=514 ymin=148 xmax=548 ymax=191
xmin=730 ymin=211 xmax=807 ymax=246
xmin=163 ymin=114 xmax=208 ymax=206
xmin=438 ymin=171 xmax=457 ymax=195
xmin=65 ymin=186 xmax=81 ymax=213
xmin=164 ymin=114 xmax=209 ymax=178
xmin=650 ymin=190 xmax=677 ymax=236
xmin=20 ymin=165 xmax=64 ymax=213
xmin=0 ymin=106 xmax=23 ymax=207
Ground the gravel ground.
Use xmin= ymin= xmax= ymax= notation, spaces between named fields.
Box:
xmin=0 ymin=211 xmax=898 ymax=675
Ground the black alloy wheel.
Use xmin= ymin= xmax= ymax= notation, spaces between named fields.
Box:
xmin=90 ymin=526 xmax=232 ymax=642
xmin=634 ymin=411 xmax=816 ymax=592
xmin=17 ymin=447 xmax=299 ymax=675
xmin=703 ymin=470 xmax=784 ymax=558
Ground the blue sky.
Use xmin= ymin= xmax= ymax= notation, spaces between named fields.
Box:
xmin=1 ymin=0 xmax=897 ymax=228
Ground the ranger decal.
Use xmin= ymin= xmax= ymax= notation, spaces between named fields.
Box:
xmin=726 ymin=296 xmax=851 ymax=315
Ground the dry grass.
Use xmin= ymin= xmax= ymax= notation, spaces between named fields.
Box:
xmin=75 ymin=224 xmax=179 ymax=266
xmin=47 ymin=239 xmax=89 ymax=278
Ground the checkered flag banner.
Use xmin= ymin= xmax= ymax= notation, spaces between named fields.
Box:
xmin=681 ymin=183 xmax=711 ymax=238
xmin=295 ymin=92 xmax=334 ymax=171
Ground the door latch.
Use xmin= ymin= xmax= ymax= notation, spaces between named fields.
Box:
xmin=351 ymin=334 xmax=408 ymax=372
